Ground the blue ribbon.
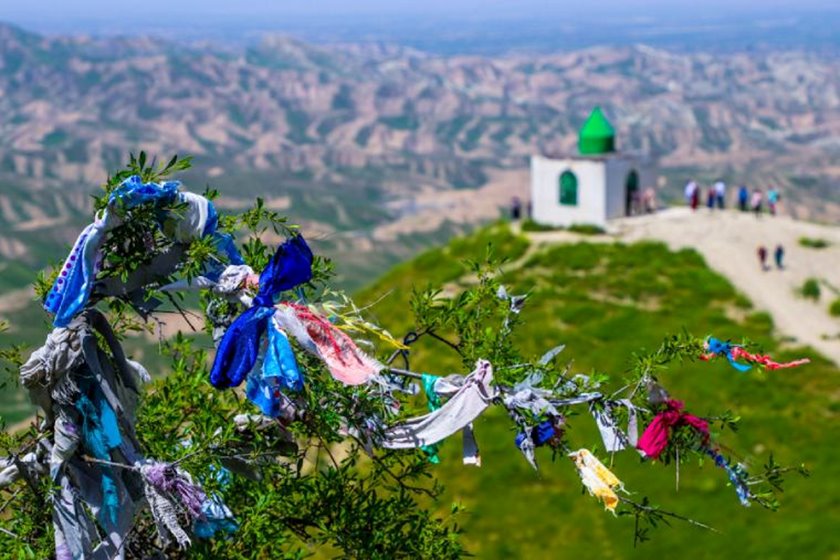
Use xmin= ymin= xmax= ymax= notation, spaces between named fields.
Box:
xmin=246 ymin=328 xmax=303 ymax=417
xmin=45 ymin=223 xmax=100 ymax=328
xmin=45 ymin=175 xmax=243 ymax=327
xmin=706 ymin=448 xmax=751 ymax=506
xmin=263 ymin=327 xmax=304 ymax=393
xmin=205 ymin=202 xmax=244 ymax=267
xmin=209 ymin=235 xmax=313 ymax=390
xmin=75 ymin=378 xmax=123 ymax=527
xmin=706 ymin=337 xmax=752 ymax=372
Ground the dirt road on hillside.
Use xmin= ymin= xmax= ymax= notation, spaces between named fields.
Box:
xmin=614 ymin=207 xmax=840 ymax=365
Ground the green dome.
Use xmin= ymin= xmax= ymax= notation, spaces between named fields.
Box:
xmin=578 ymin=106 xmax=615 ymax=155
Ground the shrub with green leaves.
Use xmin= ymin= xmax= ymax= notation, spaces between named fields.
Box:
xmin=0 ymin=154 xmax=808 ymax=558
xmin=801 ymin=278 xmax=821 ymax=300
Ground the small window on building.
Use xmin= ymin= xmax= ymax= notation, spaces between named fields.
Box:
xmin=559 ymin=170 xmax=578 ymax=206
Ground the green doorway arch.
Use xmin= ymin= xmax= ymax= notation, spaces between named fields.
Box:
xmin=559 ymin=170 xmax=578 ymax=206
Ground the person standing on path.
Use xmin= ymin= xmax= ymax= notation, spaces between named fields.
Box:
xmin=706 ymin=185 xmax=716 ymax=210
xmin=714 ymin=180 xmax=726 ymax=209
xmin=768 ymin=188 xmax=780 ymax=216
xmin=685 ymin=180 xmax=698 ymax=210
xmin=751 ymin=189 xmax=763 ymax=217
xmin=510 ymin=196 xmax=522 ymax=221
xmin=738 ymin=185 xmax=749 ymax=212
xmin=758 ymin=246 xmax=768 ymax=270
xmin=775 ymin=244 xmax=785 ymax=269
xmin=643 ymin=187 xmax=657 ymax=213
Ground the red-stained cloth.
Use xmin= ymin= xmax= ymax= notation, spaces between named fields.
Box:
xmin=637 ymin=399 xmax=709 ymax=460
xmin=727 ymin=346 xmax=810 ymax=371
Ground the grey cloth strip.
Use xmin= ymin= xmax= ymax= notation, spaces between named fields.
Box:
xmin=19 ymin=311 xmax=155 ymax=558
xmin=517 ymin=435 xmax=538 ymax=471
xmin=381 ymin=360 xmax=496 ymax=449
xmin=550 ymin=392 xmax=603 ymax=407
xmin=427 ymin=375 xmax=482 ymax=466
xmin=461 ymin=423 xmax=481 ymax=466
xmin=538 ymin=345 xmax=566 ymax=366
xmin=503 ymin=385 xmax=559 ymax=418
xmin=432 ymin=374 xmax=468 ymax=398
xmin=52 ymin=469 xmax=99 ymax=560
xmin=591 ymin=399 xmax=639 ymax=453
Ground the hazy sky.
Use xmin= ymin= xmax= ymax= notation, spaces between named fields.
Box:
xmin=4 ymin=0 xmax=838 ymax=21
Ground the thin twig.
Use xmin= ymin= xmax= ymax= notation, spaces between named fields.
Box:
xmin=620 ymin=496 xmax=719 ymax=533
xmin=163 ymin=293 xmax=199 ymax=332
xmin=0 ymin=526 xmax=20 ymax=540
xmin=386 ymin=367 xmax=423 ymax=380
xmin=81 ymin=455 xmax=138 ymax=471
xmin=0 ymin=489 xmax=22 ymax=516
xmin=676 ymin=447 xmax=680 ymax=492
xmin=426 ymin=330 xmax=462 ymax=355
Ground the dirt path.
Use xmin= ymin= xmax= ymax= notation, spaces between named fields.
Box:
xmin=611 ymin=207 xmax=840 ymax=365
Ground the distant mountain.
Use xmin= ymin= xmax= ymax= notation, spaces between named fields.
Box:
xmin=0 ymin=22 xmax=838 ymax=286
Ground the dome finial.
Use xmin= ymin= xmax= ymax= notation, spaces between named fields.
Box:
xmin=578 ymin=106 xmax=615 ymax=155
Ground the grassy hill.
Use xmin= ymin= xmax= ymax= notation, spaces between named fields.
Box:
xmin=356 ymin=222 xmax=839 ymax=559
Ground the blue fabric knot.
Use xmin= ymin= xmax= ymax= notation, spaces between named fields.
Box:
xmin=45 ymin=175 xmax=244 ymax=327
xmin=253 ymin=235 xmax=314 ymax=307
xmin=706 ymin=337 xmax=752 ymax=372
xmin=109 ymin=175 xmax=180 ymax=210
xmin=209 ymin=236 xmax=313 ymax=391
xmin=515 ymin=419 xmax=562 ymax=449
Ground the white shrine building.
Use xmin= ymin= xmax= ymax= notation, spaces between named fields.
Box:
xmin=530 ymin=107 xmax=655 ymax=228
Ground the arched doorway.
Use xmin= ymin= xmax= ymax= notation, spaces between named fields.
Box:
xmin=625 ymin=170 xmax=639 ymax=216
xmin=559 ymin=170 xmax=578 ymax=206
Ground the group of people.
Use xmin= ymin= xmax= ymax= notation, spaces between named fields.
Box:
xmin=758 ymin=244 xmax=785 ymax=271
xmin=684 ymin=180 xmax=781 ymax=216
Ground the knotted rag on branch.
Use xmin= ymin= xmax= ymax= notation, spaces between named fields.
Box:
xmin=700 ymin=337 xmax=810 ymax=372
xmin=569 ymin=449 xmax=625 ymax=513
xmin=637 ymin=399 xmax=709 ymax=460
xmin=209 ymin=235 xmax=313 ymax=389
xmin=44 ymin=175 xmax=243 ymax=327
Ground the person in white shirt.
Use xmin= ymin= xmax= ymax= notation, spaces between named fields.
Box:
xmin=684 ymin=180 xmax=698 ymax=210
xmin=714 ymin=181 xmax=726 ymax=209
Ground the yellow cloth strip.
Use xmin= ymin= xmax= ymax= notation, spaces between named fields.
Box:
xmin=569 ymin=449 xmax=624 ymax=513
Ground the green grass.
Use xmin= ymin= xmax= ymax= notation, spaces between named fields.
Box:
xmin=799 ymin=237 xmax=831 ymax=249
xmin=568 ymin=223 xmax=606 ymax=235
xmin=829 ymin=299 xmax=840 ymax=317
xmin=520 ymin=219 xmax=559 ymax=232
xmin=801 ymin=278 xmax=821 ymax=300
xmin=356 ymin=225 xmax=839 ymax=559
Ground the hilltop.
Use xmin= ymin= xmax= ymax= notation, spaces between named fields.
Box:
xmin=355 ymin=219 xmax=839 ymax=558
xmin=615 ymin=208 xmax=840 ymax=365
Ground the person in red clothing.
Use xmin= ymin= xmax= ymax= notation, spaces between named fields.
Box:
xmin=758 ymin=245 xmax=768 ymax=270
